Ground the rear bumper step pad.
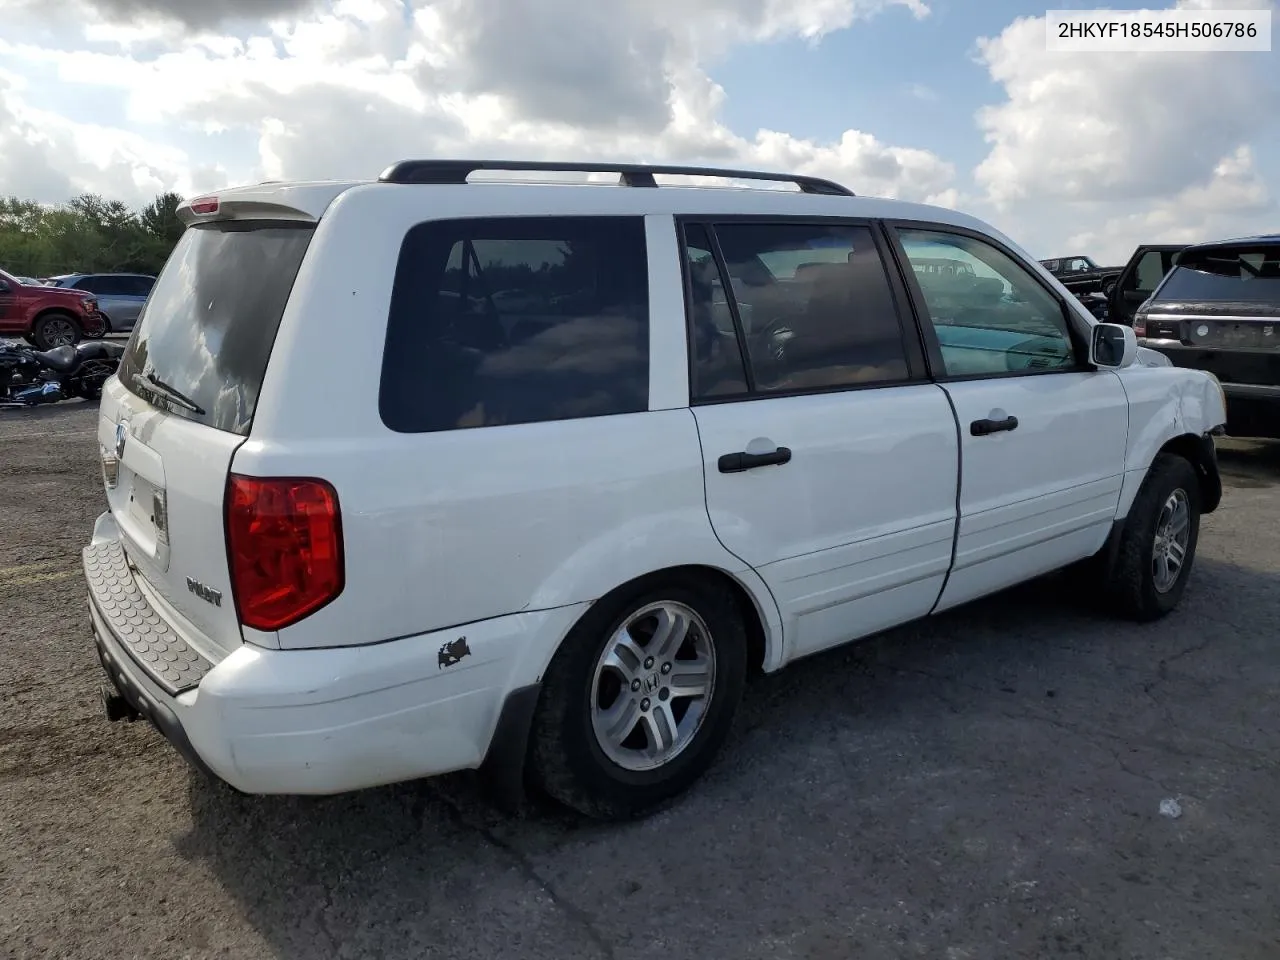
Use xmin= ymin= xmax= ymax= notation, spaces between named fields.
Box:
xmin=83 ymin=540 xmax=212 ymax=695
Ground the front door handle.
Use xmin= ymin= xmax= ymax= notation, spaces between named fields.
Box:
xmin=718 ymin=447 xmax=792 ymax=473
xmin=970 ymin=415 xmax=1019 ymax=436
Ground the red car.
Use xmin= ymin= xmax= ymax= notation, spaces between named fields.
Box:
xmin=0 ymin=268 xmax=108 ymax=349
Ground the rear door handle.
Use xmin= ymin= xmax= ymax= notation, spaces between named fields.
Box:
xmin=718 ymin=447 xmax=792 ymax=473
xmin=970 ymin=416 xmax=1019 ymax=436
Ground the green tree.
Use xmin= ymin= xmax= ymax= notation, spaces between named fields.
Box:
xmin=140 ymin=192 xmax=185 ymax=246
xmin=0 ymin=190 xmax=185 ymax=277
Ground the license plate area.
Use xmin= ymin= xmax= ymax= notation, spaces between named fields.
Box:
xmin=126 ymin=475 xmax=167 ymax=545
xmin=1185 ymin=319 xmax=1279 ymax=350
xmin=106 ymin=428 xmax=171 ymax=573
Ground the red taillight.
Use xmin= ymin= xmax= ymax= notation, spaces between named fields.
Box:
xmin=190 ymin=196 xmax=220 ymax=215
xmin=225 ymin=474 xmax=344 ymax=631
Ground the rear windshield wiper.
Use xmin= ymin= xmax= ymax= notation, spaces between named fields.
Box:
xmin=134 ymin=370 xmax=206 ymax=415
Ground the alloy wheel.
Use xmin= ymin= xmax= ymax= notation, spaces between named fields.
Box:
xmin=589 ymin=601 xmax=717 ymax=772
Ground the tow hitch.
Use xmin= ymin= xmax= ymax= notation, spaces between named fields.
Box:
xmin=100 ymin=683 xmax=141 ymax=723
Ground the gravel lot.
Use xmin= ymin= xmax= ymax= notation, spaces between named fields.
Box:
xmin=2 ymin=401 xmax=1278 ymax=960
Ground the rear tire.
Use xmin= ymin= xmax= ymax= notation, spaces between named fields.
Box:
xmin=31 ymin=312 xmax=81 ymax=350
xmin=1105 ymin=453 xmax=1201 ymax=621
xmin=529 ymin=576 xmax=747 ymax=820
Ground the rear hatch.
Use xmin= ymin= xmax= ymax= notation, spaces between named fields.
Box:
xmin=97 ymin=217 xmax=314 ymax=656
xmin=1138 ymin=243 xmax=1280 ymax=384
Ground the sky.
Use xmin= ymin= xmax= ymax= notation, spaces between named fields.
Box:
xmin=0 ymin=0 xmax=1276 ymax=262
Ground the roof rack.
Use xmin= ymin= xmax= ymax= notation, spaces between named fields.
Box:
xmin=376 ymin=160 xmax=854 ymax=196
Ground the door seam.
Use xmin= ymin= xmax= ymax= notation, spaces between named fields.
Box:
xmin=927 ymin=383 xmax=963 ymax=616
xmin=686 ymin=407 xmax=788 ymax=653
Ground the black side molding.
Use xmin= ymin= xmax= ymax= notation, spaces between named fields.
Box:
xmin=1195 ymin=432 xmax=1222 ymax=514
xmin=476 ymin=683 xmax=542 ymax=813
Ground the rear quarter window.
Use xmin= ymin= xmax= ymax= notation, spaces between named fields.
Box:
xmin=380 ymin=216 xmax=650 ymax=433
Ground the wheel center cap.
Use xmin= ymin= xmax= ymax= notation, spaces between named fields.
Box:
xmin=642 ymin=672 xmax=662 ymax=694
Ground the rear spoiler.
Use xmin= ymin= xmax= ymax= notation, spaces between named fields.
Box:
xmin=177 ymin=195 xmax=319 ymax=226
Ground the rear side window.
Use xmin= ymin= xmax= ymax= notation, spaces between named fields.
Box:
xmin=118 ymin=221 xmax=314 ymax=436
xmin=380 ymin=216 xmax=650 ymax=433
xmin=1157 ymin=246 xmax=1280 ymax=303
xmin=703 ymin=221 xmax=912 ymax=393
xmin=125 ymin=276 xmax=155 ymax=297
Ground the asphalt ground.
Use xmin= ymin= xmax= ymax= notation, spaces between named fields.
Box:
xmin=2 ymin=400 xmax=1278 ymax=960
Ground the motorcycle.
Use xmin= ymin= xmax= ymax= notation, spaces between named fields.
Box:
xmin=1 ymin=338 xmax=125 ymax=408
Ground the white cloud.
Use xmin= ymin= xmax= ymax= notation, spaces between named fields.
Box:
xmin=969 ymin=0 xmax=1278 ymax=259
xmin=0 ymin=70 xmax=224 ymax=206
xmin=974 ymin=0 xmax=1278 ymax=209
xmin=0 ymin=0 xmax=956 ymax=210
xmin=1064 ymin=146 xmax=1275 ymax=262
xmin=3 ymin=0 xmax=1273 ymax=268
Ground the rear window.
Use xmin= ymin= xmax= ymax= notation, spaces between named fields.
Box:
xmin=1157 ymin=246 xmax=1280 ymax=304
xmin=118 ymin=221 xmax=314 ymax=435
xmin=380 ymin=216 xmax=649 ymax=433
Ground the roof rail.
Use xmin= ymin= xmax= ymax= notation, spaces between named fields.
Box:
xmin=376 ymin=159 xmax=854 ymax=196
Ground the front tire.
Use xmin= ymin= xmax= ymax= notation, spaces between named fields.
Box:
xmin=1106 ymin=453 xmax=1201 ymax=621
xmin=529 ymin=576 xmax=748 ymax=820
xmin=31 ymin=312 xmax=81 ymax=350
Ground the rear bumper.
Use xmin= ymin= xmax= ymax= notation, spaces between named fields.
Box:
xmin=83 ymin=518 xmax=580 ymax=795
xmin=1138 ymin=340 xmax=1280 ymax=438
xmin=91 ymin=603 xmax=220 ymax=783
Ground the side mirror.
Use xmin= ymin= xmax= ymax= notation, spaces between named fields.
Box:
xmin=0 ymin=280 xmax=9 ymax=293
xmin=1091 ymin=322 xmax=1137 ymax=369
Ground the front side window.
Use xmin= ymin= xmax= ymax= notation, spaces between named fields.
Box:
xmin=706 ymin=222 xmax=911 ymax=393
xmin=380 ymin=216 xmax=650 ymax=433
xmin=899 ymin=228 xmax=1077 ymax=377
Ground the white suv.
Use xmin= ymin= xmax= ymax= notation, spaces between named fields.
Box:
xmin=83 ymin=160 xmax=1227 ymax=820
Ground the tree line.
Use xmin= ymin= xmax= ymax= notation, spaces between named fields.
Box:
xmin=0 ymin=191 xmax=185 ymax=280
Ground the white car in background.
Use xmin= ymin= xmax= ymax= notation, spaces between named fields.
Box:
xmin=83 ymin=160 xmax=1227 ymax=820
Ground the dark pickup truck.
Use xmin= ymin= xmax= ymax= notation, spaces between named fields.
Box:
xmin=1040 ymin=255 xmax=1126 ymax=296
xmin=1133 ymin=235 xmax=1280 ymax=440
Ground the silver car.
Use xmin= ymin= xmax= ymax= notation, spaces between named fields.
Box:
xmin=46 ymin=273 xmax=156 ymax=335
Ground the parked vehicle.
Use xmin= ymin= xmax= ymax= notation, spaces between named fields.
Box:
xmin=83 ymin=160 xmax=1227 ymax=821
xmin=1039 ymin=254 xmax=1125 ymax=296
xmin=0 ymin=269 xmax=107 ymax=349
xmin=45 ymin=273 xmax=156 ymax=334
xmin=1076 ymin=291 xmax=1110 ymax=321
xmin=1134 ymin=235 xmax=1279 ymax=439
xmin=1107 ymin=244 xmax=1188 ymax=327
xmin=0 ymin=337 xmax=124 ymax=407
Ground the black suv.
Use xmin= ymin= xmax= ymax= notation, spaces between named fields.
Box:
xmin=1135 ymin=235 xmax=1280 ymax=439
